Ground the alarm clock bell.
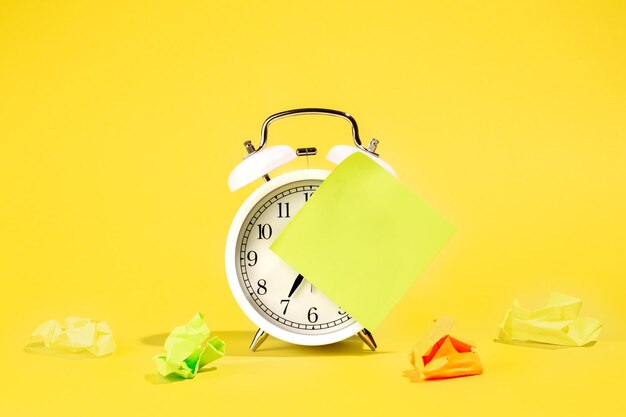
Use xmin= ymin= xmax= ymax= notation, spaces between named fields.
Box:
xmin=228 ymin=144 xmax=297 ymax=191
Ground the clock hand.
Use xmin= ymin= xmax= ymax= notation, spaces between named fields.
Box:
xmin=287 ymin=274 xmax=305 ymax=298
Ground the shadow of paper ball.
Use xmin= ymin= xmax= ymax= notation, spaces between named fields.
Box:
xmin=144 ymin=367 xmax=217 ymax=385
xmin=493 ymin=339 xmax=597 ymax=349
xmin=140 ymin=333 xmax=169 ymax=346
xmin=23 ymin=344 xmax=111 ymax=360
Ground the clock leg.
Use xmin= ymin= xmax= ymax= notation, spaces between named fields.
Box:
xmin=249 ymin=328 xmax=269 ymax=352
xmin=357 ymin=328 xmax=377 ymax=351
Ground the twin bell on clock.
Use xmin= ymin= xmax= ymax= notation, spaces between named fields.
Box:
xmin=225 ymin=108 xmax=395 ymax=352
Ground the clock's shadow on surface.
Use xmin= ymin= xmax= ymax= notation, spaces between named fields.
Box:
xmin=141 ymin=330 xmax=388 ymax=357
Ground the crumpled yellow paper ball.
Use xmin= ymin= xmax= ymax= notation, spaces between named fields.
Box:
xmin=28 ymin=317 xmax=116 ymax=357
xmin=496 ymin=292 xmax=603 ymax=347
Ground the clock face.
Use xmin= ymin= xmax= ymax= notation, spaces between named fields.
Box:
xmin=234 ymin=178 xmax=358 ymax=336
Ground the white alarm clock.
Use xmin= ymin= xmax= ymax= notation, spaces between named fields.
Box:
xmin=225 ymin=108 xmax=395 ymax=352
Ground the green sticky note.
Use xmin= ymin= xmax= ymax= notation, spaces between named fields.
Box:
xmin=153 ymin=313 xmax=225 ymax=379
xmin=270 ymin=152 xmax=455 ymax=329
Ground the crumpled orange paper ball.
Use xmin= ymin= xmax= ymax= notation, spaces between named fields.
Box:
xmin=410 ymin=317 xmax=483 ymax=380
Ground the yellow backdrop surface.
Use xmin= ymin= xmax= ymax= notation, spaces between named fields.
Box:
xmin=1 ymin=1 xmax=625 ymax=416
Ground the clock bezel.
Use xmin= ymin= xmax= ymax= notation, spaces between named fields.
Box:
xmin=225 ymin=169 xmax=364 ymax=346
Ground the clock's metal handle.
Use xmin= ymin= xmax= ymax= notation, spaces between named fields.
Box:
xmin=253 ymin=108 xmax=378 ymax=156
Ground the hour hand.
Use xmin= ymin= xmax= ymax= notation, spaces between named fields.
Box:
xmin=287 ymin=274 xmax=304 ymax=298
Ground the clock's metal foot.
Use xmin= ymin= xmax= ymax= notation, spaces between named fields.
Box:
xmin=249 ymin=328 xmax=269 ymax=352
xmin=357 ymin=328 xmax=377 ymax=351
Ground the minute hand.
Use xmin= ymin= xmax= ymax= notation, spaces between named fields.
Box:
xmin=287 ymin=274 xmax=305 ymax=298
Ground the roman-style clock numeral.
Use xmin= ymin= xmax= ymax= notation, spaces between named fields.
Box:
xmin=247 ymin=251 xmax=258 ymax=266
xmin=304 ymin=192 xmax=314 ymax=202
xmin=256 ymin=224 xmax=272 ymax=239
xmin=307 ymin=307 xmax=319 ymax=323
xmin=277 ymin=202 xmax=291 ymax=218
xmin=256 ymin=279 xmax=267 ymax=295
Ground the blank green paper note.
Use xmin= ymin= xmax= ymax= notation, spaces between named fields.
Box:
xmin=270 ymin=152 xmax=455 ymax=330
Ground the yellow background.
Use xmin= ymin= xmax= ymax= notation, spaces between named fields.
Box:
xmin=1 ymin=1 xmax=625 ymax=415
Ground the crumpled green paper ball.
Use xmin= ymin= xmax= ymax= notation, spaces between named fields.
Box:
xmin=153 ymin=313 xmax=225 ymax=379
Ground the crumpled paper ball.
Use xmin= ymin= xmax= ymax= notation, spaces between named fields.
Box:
xmin=410 ymin=317 xmax=483 ymax=380
xmin=28 ymin=317 xmax=115 ymax=356
xmin=153 ymin=313 xmax=225 ymax=379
